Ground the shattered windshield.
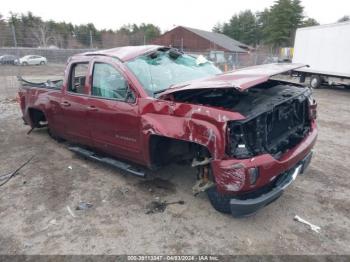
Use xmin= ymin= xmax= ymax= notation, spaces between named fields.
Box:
xmin=126 ymin=50 xmax=221 ymax=96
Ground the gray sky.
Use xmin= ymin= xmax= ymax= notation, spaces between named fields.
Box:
xmin=1 ymin=0 xmax=349 ymax=31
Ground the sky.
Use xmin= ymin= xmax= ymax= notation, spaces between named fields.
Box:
xmin=1 ymin=0 xmax=350 ymax=32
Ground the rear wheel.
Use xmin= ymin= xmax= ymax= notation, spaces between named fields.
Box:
xmin=309 ymin=75 xmax=322 ymax=89
xmin=206 ymin=186 xmax=232 ymax=214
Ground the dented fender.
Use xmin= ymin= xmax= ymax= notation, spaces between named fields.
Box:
xmin=138 ymin=98 xmax=245 ymax=163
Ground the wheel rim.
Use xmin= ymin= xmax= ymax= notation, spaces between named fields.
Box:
xmin=311 ymin=78 xmax=319 ymax=88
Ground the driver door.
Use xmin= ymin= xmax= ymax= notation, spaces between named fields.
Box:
xmin=86 ymin=61 xmax=142 ymax=162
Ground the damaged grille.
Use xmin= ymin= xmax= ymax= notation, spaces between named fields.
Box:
xmin=227 ymin=95 xmax=311 ymax=159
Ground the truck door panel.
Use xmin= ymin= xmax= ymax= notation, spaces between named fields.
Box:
xmin=61 ymin=62 xmax=92 ymax=146
xmin=87 ymin=62 xmax=142 ymax=162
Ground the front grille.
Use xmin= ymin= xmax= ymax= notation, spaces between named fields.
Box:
xmin=227 ymin=97 xmax=311 ymax=158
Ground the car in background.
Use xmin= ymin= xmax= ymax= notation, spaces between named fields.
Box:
xmin=0 ymin=55 xmax=19 ymax=65
xmin=19 ymin=55 xmax=47 ymax=66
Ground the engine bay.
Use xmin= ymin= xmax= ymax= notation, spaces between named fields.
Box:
xmin=171 ymin=80 xmax=312 ymax=158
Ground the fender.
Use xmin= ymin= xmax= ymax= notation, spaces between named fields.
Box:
xmin=24 ymin=92 xmax=50 ymax=127
xmin=138 ymin=98 xmax=246 ymax=165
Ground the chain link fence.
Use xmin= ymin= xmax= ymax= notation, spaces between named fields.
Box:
xmin=0 ymin=28 xmax=274 ymax=99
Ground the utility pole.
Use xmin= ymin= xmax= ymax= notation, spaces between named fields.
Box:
xmin=143 ymin=34 xmax=146 ymax=45
xmin=11 ymin=24 xmax=17 ymax=48
xmin=181 ymin=38 xmax=183 ymax=51
xmin=89 ymin=30 xmax=93 ymax=49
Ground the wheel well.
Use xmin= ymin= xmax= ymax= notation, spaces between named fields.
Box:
xmin=28 ymin=108 xmax=47 ymax=128
xmin=149 ymin=135 xmax=211 ymax=169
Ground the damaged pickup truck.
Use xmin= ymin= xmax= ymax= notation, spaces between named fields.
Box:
xmin=18 ymin=45 xmax=317 ymax=216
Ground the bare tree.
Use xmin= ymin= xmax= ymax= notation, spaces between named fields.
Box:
xmin=30 ymin=22 xmax=55 ymax=47
xmin=101 ymin=31 xmax=129 ymax=48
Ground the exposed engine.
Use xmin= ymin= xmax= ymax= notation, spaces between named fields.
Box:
xmin=171 ymin=80 xmax=313 ymax=159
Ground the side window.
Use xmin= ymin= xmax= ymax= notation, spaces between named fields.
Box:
xmin=68 ymin=63 xmax=88 ymax=94
xmin=92 ymin=63 xmax=134 ymax=101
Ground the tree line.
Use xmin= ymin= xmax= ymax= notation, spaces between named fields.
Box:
xmin=0 ymin=2 xmax=349 ymax=50
xmin=213 ymin=0 xmax=349 ymax=48
xmin=0 ymin=12 xmax=161 ymax=49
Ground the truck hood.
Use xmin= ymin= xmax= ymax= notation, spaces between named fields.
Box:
xmin=157 ymin=63 xmax=306 ymax=98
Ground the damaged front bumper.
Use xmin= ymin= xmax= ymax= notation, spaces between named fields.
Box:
xmin=229 ymin=151 xmax=313 ymax=217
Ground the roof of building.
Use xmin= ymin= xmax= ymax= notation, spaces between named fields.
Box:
xmin=80 ymin=45 xmax=165 ymax=62
xmin=182 ymin=26 xmax=250 ymax=53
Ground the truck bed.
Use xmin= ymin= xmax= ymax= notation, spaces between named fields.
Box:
xmin=18 ymin=76 xmax=63 ymax=90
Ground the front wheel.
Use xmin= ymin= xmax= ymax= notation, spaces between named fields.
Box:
xmin=206 ymin=186 xmax=232 ymax=214
xmin=40 ymin=61 xmax=45 ymax=65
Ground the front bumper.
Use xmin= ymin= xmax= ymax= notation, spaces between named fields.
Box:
xmin=230 ymin=151 xmax=313 ymax=217
xmin=211 ymin=124 xmax=317 ymax=194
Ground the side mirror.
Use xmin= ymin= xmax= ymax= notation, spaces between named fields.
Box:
xmin=125 ymin=88 xmax=136 ymax=103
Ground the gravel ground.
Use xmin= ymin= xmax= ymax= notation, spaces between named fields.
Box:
xmin=0 ymin=65 xmax=349 ymax=255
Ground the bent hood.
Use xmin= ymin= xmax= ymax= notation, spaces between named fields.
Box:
xmin=158 ymin=63 xmax=306 ymax=98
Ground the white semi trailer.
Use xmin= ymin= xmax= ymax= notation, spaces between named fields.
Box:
xmin=292 ymin=21 xmax=350 ymax=88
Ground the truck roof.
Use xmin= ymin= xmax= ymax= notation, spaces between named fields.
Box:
xmin=79 ymin=45 xmax=165 ymax=62
xmin=296 ymin=20 xmax=350 ymax=31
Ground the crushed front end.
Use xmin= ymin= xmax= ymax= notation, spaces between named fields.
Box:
xmin=211 ymin=83 xmax=317 ymax=216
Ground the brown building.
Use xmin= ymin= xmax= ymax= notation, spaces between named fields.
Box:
xmin=152 ymin=26 xmax=250 ymax=53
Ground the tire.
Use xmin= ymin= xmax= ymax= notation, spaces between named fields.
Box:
xmin=40 ymin=61 xmax=45 ymax=65
xmin=309 ymin=75 xmax=322 ymax=89
xmin=206 ymin=186 xmax=232 ymax=214
xmin=22 ymin=62 xmax=28 ymax=66
xmin=48 ymin=127 xmax=65 ymax=143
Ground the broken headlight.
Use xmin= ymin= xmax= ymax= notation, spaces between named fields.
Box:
xmin=227 ymin=122 xmax=252 ymax=159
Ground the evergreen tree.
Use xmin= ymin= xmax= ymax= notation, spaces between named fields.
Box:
xmin=301 ymin=18 xmax=319 ymax=27
xmin=215 ymin=0 xmax=318 ymax=48
xmin=221 ymin=10 xmax=258 ymax=46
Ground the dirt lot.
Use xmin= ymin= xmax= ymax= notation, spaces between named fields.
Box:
xmin=0 ymin=65 xmax=349 ymax=255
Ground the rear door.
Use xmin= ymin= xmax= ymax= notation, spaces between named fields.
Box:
xmin=28 ymin=56 xmax=37 ymax=65
xmin=60 ymin=61 xmax=92 ymax=146
xmin=86 ymin=60 xmax=142 ymax=162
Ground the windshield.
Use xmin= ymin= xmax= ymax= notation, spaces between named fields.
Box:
xmin=126 ymin=50 xmax=221 ymax=96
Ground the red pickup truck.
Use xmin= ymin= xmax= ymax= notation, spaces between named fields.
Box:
xmin=18 ymin=45 xmax=317 ymax=216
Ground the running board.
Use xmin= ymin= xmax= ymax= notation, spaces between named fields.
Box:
xmin=69 ymin=146 xmax=146 ymax=177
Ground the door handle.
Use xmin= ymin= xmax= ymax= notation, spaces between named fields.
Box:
xmin=87 ymin=105 xmax=98 ymax=111
xmin=61 ymin=101 xmax=71 ymax=107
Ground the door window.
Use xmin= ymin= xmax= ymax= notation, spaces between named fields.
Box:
xmin=92 ymin=63 xmax=133 ymax=101
xmin=68 ymin=63 xmax=89 ymax=94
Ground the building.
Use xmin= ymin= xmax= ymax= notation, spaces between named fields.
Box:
xmin=152 ymin=26 xmax=251 ymax=69
xmin=152 ymin=26 xmax=250 ymax=53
